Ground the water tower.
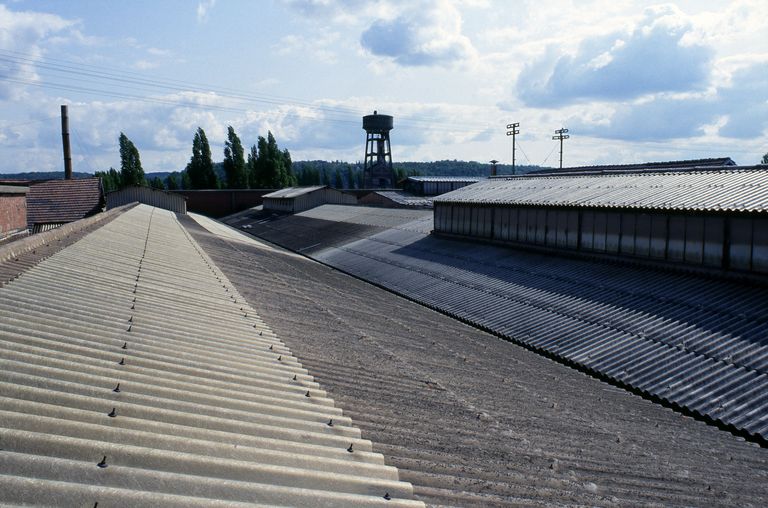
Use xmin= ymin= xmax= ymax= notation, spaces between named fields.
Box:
xmin=362 ymin=111 xmax=395 ymax=188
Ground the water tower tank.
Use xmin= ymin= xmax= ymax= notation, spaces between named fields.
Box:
xmin=362 ymin=111 xmax=395 ymax=188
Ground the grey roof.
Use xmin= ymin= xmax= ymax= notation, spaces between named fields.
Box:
xmin=263 ymin=186 xmax=327 ymax=199
xmin=406 ymin=176 xmax=483 ymax=183
xmin=0 ymin=185 xmax=28 ymax=194
xmin=231 ymin=204 xmax=768 ymax=442
xmin=436 ymin=165 xmax=768 ymax=212
xmin=371 ymin=191 xmax=434 ymax=208
xmin=527 ymin=157 xmax=737 ymax=176
xmin=0 ymin=204 xmax=422 ymax=507
xmin=210 ymin=206 xmax=768 ymax=506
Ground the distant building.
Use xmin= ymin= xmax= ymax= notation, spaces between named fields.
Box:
xmin=26 ymin=178 xmax=104 ymax=233
xmin=403 ymin=176 xmax=483 ymax=196
xmin=359 ymin=190 xmax=433 ymax=209
xmin=106 ymin=185 xmax=187 ymax=214
xmin=262 ymin=186 xmax=357 ymax=214
xmin=0 ymin=185 xmax=29 ymax=242
xmin=434 ymin=164 xmax=768 ymax=276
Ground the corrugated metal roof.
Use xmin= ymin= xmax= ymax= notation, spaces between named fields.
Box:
xmin=0 ymin=204 xmax=422 ymax=507
xmin=263 ymin=186 xmax=326 ymax=199
xmin=436 ymin=165 xmax=768 ymax=212
xmin=234 ymin=205 xmax=768 ymax=441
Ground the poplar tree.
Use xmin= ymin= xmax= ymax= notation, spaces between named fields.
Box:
xmin=223 ymin=126 xmax=247 ymax=189
xmin=119 ymin=132 xmax=145 ymax=186
xmin=187 ymin=127 xmax=217 ymax=189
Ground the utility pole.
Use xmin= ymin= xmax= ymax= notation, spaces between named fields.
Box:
xmin=552 ymin=128 xmax=569 ymax=170
xmin=506 ymin=122 xmax=519 ymax=174
xmin=61 ymin=105 xmax=72 ymax=179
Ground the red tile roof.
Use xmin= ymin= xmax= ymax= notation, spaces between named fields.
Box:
xmin=26 ymin=178 xmax=103 ymax=229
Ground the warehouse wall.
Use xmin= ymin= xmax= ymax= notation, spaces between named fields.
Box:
xmin=434 ymin=203 xmax=768 ymax=274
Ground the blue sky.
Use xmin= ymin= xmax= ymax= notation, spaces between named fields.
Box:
xmin=0 ymin=0 xmax=766 ymax=174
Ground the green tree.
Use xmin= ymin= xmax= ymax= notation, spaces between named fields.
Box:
xmin=165 ymin=173 xmax=179 ymax=190
xmin=181 ymin=171 xmax=192 ymax=190
xmin=246 ymin=144 xmax=259 ymax=188
xmin=119 ymin=132 xmax=145 ymax=186
xmin=149 ymin=176 xmax=165 ymax=189
xmin=95 ymin=166 xmax=122 ymax=193
xmin=186 ymin=127 xmax=218 ymax=189
xmin=223 ymin=125 xmax=247 ymax=189
xmin=762 ymin=152 xmax=768 ymax=164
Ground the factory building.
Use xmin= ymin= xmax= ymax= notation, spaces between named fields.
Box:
xmin=434 ymin=165 xmax=768 ymax=276
xmin=403 ymin=176 xmax=482 ymax=196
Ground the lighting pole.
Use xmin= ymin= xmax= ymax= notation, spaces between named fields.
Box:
xmin=552 ymin=128 xmax=569 ymax=169
xmin=506 ymin=122 xmax=519 ymax=174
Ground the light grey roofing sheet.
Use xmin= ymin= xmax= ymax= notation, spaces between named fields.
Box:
xmin=0 ymin=185 xmax=28 ymax=194
xmin=373 ymin=191 xmax=434 ymax=208
xmin=407 ymin=176 xmax=483 ymax=183
xmin=0 ymin=204 xmax=422 ymax=507
xmin=263 ymin=186 xmax=326 ymax=199
xmin=297 ymin=205 xmax=434 ymax=233
xmin=435 ymin=165 xmax=768 ymax=212
xmin=234 ymin=205 xmax=768 ymax=441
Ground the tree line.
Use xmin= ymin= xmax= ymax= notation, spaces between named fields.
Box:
xmin=96 ymin=127 xmax=296 ymax=192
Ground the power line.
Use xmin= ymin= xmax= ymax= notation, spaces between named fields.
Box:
xmin=552 ymin=128 xmax=569 ymax=169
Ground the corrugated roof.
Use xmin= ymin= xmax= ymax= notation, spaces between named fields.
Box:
xmin=207 ymin=207 xmax=768 ymax=506
xmin=406 ymin=176 xmax=483 ymax=183
xmin=26 ymin=178 xmax=103 ymax=228
xmin=0 ymin=204 xmax=422 ymax=507
xmin=263 ymin=186 xmax=326 ymax=199
xmin=527 ymin=157 xmax=737 ymax=176
xmin=435 ymin=165 xmax=768 ymax=212
xmin=232 ymin=205 xmax=768 ymax=441
xmin=371 ymin=191 xmax=434 ymax=208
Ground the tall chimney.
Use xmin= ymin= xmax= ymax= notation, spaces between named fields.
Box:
xmin=61 ymin=105 xmax=72 ymax=180
xmin=490 ymin=159 xmax=498 ymax=177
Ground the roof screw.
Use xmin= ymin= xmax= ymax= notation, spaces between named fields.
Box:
xmin=277 ymin=356 xmax=282 ymax=361
xmin=97 ymin=456 xmax=108 ymax=468
xmin=107 ymin=408 xmax=117 ymax=417
xmin=327 ymin=419 xmax=333 ymax=427
xmin=293 ymin=375 xmax=297 ymax=381
xmin=384 ymin=492 xmax=391 ymax=501
xmin=347 ymin=443 xmax=354 ymax=453
xmin=269 ymin=345 xmax=273 ymax=350
xmin=113 ymin=383 xmax=121 ymax=393
xmin=259 ymin=331 xmax=263 ymax=335
xmin=128 ymin=316 xmax=133 ymax=322
xmin=122 ymin=342 xmax=128 ymax=350
xmin=305 ymin=391 xmax=311 ymax=397
xmin=130 ymin=304 xmax=135 ymax=310
xmin=127 ymin=325 xmax=132 ymax=332
xmin=118 ymin=358 xmax=125 ymax=366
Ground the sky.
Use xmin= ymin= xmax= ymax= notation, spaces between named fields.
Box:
xmin=0 ymin=0 xmax=766 ymax=174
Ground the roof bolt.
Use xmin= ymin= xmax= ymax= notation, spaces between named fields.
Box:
xmin=327 ymin=419 xmax=333 ymax=427
xmin=122 ymin=342 xmax=128 ymax=350
xmin=269 ymin=345 xmax=273 ymax=350
xmin=97 ymin=456 xmax=108 ymax=468
xmin=113 ymin=383 xmax=121 ymax=393
xmin=305 ymin=391 xmax=311 ymax=397
xmin=347 ymin=443 xmax=354 ymax=453
xmin=384 ymin=492 xmax=391 ymax=501
xmin=277 ymin=356 xmax=282 ymax=361
xmin=130 ymin=304 xmax=135 ymax=310
xmin=259 ymin=331 xmax=263 ymax=335
xmin=128 ymin=316 xmax=133 ymax=322
xmin=107 ymin=408 xmax=117 ymax=417
xmin=118 ymin=358 xmax=125 ymax=366
xmin=293 ymin=375 xmax=297 ymax=381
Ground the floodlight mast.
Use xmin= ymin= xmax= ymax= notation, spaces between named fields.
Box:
xmin=552 ymin=128 xmax=569 ymax=169
xmin=506 ymin=122 xmax=520 ymax=174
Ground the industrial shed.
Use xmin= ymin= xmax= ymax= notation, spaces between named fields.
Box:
xmin=403 ymin=176 xmax=482 ymax=196
xmin=106 ymin=185 xmax=187 ymax=214
xmin=358 ymin=190 xmax=433 ymax=209
xmin=26 ymin=178 xmax=104 ymax=233
xmin=262 ymin=186 xmax=357 ymax=213
xmin=434 ymin=165 xmax=768 ymax=275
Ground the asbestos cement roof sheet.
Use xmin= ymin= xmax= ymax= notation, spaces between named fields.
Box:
xmin=0 ymin=204 xmax=422 ymax=507
xmin=263 ymin=186 xmax=326 ymax=199
xmin=233 ymin=206 xmax=768 ymax=442
xmin=407 ymin=176 xmax=483 ymax=183
xmin=526 ymin=157 xmax=736 ymax=176
xmin=436 ymin=165 xmax=768 ymax=212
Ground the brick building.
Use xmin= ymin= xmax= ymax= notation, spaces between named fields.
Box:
xmin=0 ymin=185 xmax=29 ymax=242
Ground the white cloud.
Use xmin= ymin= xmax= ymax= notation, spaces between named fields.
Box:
xmin=360 ymin=0 xmax=476 ymax=67
xmin=197 ymin=0 xmax=217 ymax=24
xmin=0 ymin=4 xmax=76 ymax=99
xmin=517 ymin=5 xmax=713 ymax=107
